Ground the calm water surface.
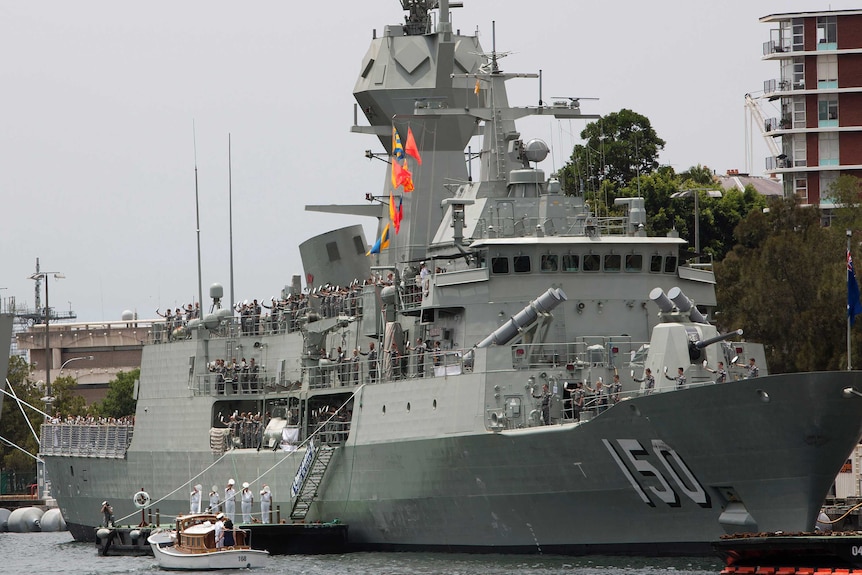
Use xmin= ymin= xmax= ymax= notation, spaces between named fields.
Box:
xmin=0 ymin=531 xmax=723 ymax=575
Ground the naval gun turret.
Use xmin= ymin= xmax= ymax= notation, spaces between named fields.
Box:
xmin=638 ymin=287 xmax=748 ymax=393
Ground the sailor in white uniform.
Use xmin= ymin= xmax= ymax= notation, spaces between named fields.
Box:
xmin=240 ymin=482 xmax=254 ymax=523
xmin=224 ymin=478 xmax=237 ymax=522
xmin=208 ymin=485 xmax=221 ymax=513
xmin=260 ymin=484 xmax=272 ymax=523
xmin=189 ymin=484 xmax=202 ymax=514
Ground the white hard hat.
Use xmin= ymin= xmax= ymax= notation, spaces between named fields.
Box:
xmin=242 ymin=482 xmax=249 ymax=489
xmin=228 ymin=478 xmax=235 ymax=485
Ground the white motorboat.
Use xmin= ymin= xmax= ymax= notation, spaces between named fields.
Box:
xmin=147 ymin=513 xmax=269 ymax=570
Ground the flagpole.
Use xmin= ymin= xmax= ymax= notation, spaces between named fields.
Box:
xmin=849 ymin=229 xmax=853 ymax=371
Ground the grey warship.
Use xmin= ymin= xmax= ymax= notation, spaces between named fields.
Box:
xmin=41 ymin=0 xmax=862 ymax=555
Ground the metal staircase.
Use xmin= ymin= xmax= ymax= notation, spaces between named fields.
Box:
xmin=290 ymin=444 xmax=337 ymax=520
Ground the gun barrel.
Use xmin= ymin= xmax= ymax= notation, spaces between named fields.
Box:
xmin=695 ymin=329 xmax=743 ymax=350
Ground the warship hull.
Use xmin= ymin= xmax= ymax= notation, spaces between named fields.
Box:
xmin=48 ymin=370 xmax=862 ymax=554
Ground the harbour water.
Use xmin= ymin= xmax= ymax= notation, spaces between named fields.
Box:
xmin=1 ymin=531 xmax=722 ymax=574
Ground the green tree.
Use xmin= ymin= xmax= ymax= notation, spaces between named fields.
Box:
xmin=50 ymin=375 xmax=88 ymax=418
xmin=612 ymin=171 xmax=766 ymax=262
xmin=715 ymin=196 xmax=847 ymax=372
xmin=559 ymin=108 xmax=665 ymax=195
xmin=0 ymin=356 xmax=42 ymax=479
xmin=92 ymin=369 xmax=139 ymax=419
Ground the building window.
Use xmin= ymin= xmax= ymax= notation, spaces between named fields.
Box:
xmin=818 ymin=96 xmax=838 ymax=127
xmin=820 ymin=172 xmax=839 ymax=205
xmin=819 ymin=132 xmax=839 ymax=166
xmin=789 ymin=133 xmax=807 ymax=168
xmin=326 ymin=242 xmax=341 ymax=262
xmin=562 ymin=254 xmax=579 ymax=272
xmin=583 ymin=254 xmax=601 ymax=272
xmin=817 ymin=54 xmax=838 ymax=89
xmin=491 ymin=256 xmax=509 ymax=274
xmin=540 ymin=254 xmax=558 ymax=272
xmin=649 ymin=255 xmax=663 ymax=273
xmin=513 ymin=255 xmax=531 ymax=273
xmin=791 ymin=19 xmax=804 ymax=52
xmin=816 ymin=16 xmax=837 ymax=50
xmin=604 ymin=254 xmax=621 ymax=272
xmin=794 ymin=176 xmax=808 ymax=203
xmin=625 ymin=254 xmax=643 ymax=272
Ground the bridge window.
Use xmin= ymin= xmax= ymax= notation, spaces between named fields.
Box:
xmin=491 ymin=256 xmax=509 ymax=274
xmin=540 ymin=254 xmax=558 ymax=272
xmin=650 ymin=255 xmax=663 ymax=273
xmin=604 ymin=254 xmax=621 ymax=271
xmin=583 ymin=254 xmax=601 ymax=272
xmin=625 ymin=254 xmax=643 ymax=272
xmin=562 ymin=254 xmax=579 ymax=272
xmin=513 ymin=255 xmax=531 ymax=273
xmin=664 ymin=256 xmax=678 ymax=273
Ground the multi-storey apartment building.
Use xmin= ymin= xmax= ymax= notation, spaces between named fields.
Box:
xmin=761 ymin=9 xmax=862 ymax=204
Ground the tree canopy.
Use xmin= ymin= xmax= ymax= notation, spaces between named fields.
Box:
xmin=559 ymin=108 xmax=665 ymax=194
xmin=715 ymin=176 xmax=862 ymax=372
xmin=91 ymin=369 xmax=139 ymax=419
xmin=0 ymin=356 xmax=42 ymax=474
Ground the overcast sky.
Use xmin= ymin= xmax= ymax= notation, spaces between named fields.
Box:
xmin=1 ymin=1 xmax=855 ymax=322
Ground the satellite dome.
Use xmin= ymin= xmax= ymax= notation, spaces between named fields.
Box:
xmin=209 ymin=283 xmax=224 ymax=299
xmin=524 ymin=139 xmax=549 ymax=163
xmin=121 ymin=310 xmax=134 ymax=321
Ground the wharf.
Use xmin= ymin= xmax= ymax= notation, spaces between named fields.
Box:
xmin=96 ymin=522 xmax=348 ymax=556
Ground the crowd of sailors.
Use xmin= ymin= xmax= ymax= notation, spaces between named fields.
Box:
xmin=189 ymin=479 xmax=274 ymax=525
xmin=219 ymin=411 xmax=264 ymax=449
xmin=311 ymin=338 xmax=448 ymax=388
xmin=208 ymin=358 xmax=261 ymax=394
xmin=152 ymin=267 xmax=448 ymax=341
xmin=48 ymin=413 xmax=135 ymax=425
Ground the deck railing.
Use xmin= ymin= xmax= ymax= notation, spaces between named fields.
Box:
xmin=39 ymin=423 xmax=134 ymax=458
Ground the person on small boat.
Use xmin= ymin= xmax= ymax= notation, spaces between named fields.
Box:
xmin=223 ymin=517 xmax=235 ymax=547
xmin=214 ymin=513 xmax=225 ymax=549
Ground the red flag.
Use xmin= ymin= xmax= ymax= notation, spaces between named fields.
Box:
xmin=405 ymin=127 xmax=422 ymax=165
xmin=400 ymin=165 xmax=414 ymax=192
xmin=389 ymin=191 xmax=399 ymax=234
xmin=392 ymin=159 xmax=414 ymax=192
xmin=394 ymin=196 xmax=403 ymax=233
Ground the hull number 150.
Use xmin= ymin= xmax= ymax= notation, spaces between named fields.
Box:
xmin=603 ymin=438 xmax=711 ymax=508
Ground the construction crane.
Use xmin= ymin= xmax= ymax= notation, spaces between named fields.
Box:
xmin=744 ymin=93 xmax=783 ymax=173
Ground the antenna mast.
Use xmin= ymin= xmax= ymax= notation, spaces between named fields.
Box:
xmin=193 ymin=122 xmax=203 ymax=314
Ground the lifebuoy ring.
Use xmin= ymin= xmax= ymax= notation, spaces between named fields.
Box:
xmin=133 ymin=490 xmax=151 ymax=508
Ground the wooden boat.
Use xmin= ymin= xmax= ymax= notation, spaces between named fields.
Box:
xmin=147 ymin=513 xmax=269 ymax=570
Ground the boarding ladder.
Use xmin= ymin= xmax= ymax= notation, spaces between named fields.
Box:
xmin=290 ymin=444 xmax=337 ymax=520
